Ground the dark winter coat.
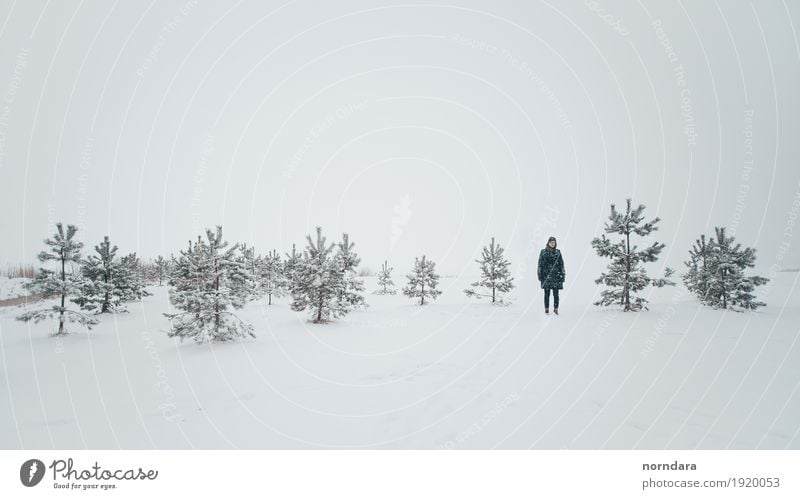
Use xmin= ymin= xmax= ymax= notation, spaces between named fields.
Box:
xmin=538 ymin=247 xmax=565 ymax=290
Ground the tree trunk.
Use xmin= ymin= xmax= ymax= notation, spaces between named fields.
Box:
xmin=214 ymin=258 xmax=220 ymax=334
xmin=624 ymin=230 xmax=631 ymax=311
xmin=58 ymin=248 xmax=66 ymax=335
xmin=721 ymin=268 xmax=727 ymax=309
xmin=103 ymin=263 xmax=110 ymax=313
xmin=491 ymin=258 xmax=496 ymax=303
xmin=700 ymin=250 xmax=707 ymax=302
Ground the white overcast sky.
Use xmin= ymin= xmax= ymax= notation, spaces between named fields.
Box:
xmin=0 ymin=0 xmax=798 ymax=280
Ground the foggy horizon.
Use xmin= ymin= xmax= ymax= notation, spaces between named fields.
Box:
xmin=1 ymin=0 xmax=798 ymax=279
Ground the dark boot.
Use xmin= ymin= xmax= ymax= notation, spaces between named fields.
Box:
xmin=545 ymin=308 xmax=549 ymax=315
xmin=554 ymin=309 xmax=559 ymax=315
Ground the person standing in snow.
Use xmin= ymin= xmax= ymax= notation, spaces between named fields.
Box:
xmin=538 ymin=236 xmax=565 ymax=315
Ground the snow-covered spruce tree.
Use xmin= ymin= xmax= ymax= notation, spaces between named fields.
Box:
xmin=164 ymin=226 xmax=255 ymax=342
xmin=290 ymin=227 xmax=348 ymax=323
xmin=373 ymin=260 xmax=396 ymax=295
xmin=591 ymin=199 xmax=675 ymax=311
xmin=154 ymin=255 xmax=169 ymax=286
xmin=239 ymin=244 xmax=257 ymax=275
xmin=335 ymin=233 xmax=367 ymax=311
xmin=464 ymin=236 xmax=515 ymax=304
xmin=72 ymin=236 xmax=126 ymax=313
xmin=403 ymin=255 xmax=442 ymax=305
xmin=17 ymin=223 xmax=98 ymax=335
xmin=703 ymin=227 xmax=768 ymax=310
xmin=238 ymin=243 xmax=263 ymax=298
xmin=283 ymin=243 xmax=302 ymax=292
xmin=117 ymin=252 xmax=151 ymax=303
xmin=259 ymin=249 xmax=286 ymax=305
xmin=683 ymin=234 xmax=712 ymax=304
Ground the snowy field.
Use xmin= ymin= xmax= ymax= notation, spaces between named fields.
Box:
xmin=1 ymin=272 xmax=799 ymax=450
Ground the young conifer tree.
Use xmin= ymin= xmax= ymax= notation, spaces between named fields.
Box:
xmin=403 ymin=255 xmax=442 ymax=305
xmin=374 ymin=260 xmax=396 ymax=295
xmin=164 ymin=226 xmax=255 ymax=342
xmin=464 ymin=236 xmax=515 ymax=304
xmin=683 ymin=234 xmax=712 ymax=304
xmin=117 ymin=252 xmax=151 ymax=303
xmin=283 ymin=243 xmax=302 ymax=293
xmin=290 ymin=227 xmax=348 ymax=323
xmin=336 ymin=233 xmax=366 ymax=311
xmin=73 ymin=236 xmax=124 ymax=313
xmin=17 ymin=223 xmax=98 ymax=335
xmin=238 ymin=243 xmax=262 ymax=298
xmin=238 ymin=244 xmax=259 ymax=277
xmin=154 ymin=255 xmax=169 ymax=286
xmin=703 ymin=227 xmax=768 ymax=310
xmin=259 ymin=249 xmax=286 ymax=305
xmin=591 ymin=199 xmax=674 ymax=311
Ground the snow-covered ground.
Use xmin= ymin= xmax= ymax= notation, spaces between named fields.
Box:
xmin=1 ymin=272 xmax=799 ymax=449
xmin=0 ymin=277 xmax=30 ymax=300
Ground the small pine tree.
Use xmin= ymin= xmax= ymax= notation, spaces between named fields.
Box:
xmin=238 ymin=243 xmax=263 ymax=298
xmin=117 ymin=252 xmax=151 ymax=303
xmin=154 ymin=255 xmax=169 ymax=286
xmin=403 ymin=255 xmax=442 ymax=305
xmin=464 ymin=236 xmax=515 ymax=304
xmin=702 ymin=227 xmax=768 ymax=310
xmin=238 ymin=244 xmax=258 ymax=282
xmin=238 ymin=244 xmax=258 ymax=276
xmin=17 ymin=223 xmax=98 ymax=335
xmin=374 ymin=260 xmax=396 ymax=295
xmin=164 ymin=226 xmax=255 ymax=342
xmin=283 ymin=243 xmax=302 ymax=292
xmin=290 ymin=227 xmax=348 ymax=323
xmin=259 ymin=249 xmax=286 ymax=305
xmin=591 ymin=199 xmax=675 ymax=311
xmin=683 ymin=234 xmax=712 ymax=304
xmin=336 ymin=233 xmax=367 ymax=311
xmin=73 ymin=236 xmax=126 ymax=313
